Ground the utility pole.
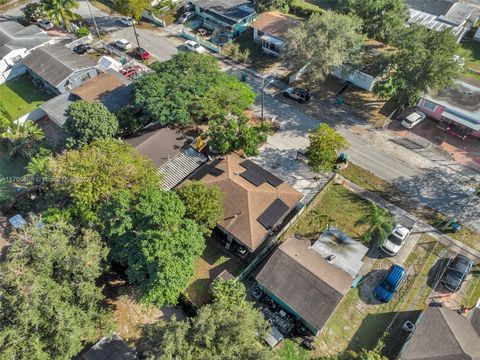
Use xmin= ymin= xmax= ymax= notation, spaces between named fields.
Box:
xmin=261 ymin=75 xmax=275 ymax=120
xmin=86 ymin=0 xmax=101 ymax=38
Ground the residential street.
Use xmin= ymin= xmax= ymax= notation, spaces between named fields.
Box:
xmin=2 ymin=0 xmax=479 ymax=231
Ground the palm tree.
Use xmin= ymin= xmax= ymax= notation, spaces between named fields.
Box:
xmin=22 ymin=155 xmax=51 ymax=194
xmin=1 ymin=121 xmax=44 ymax=158
xmin=42 ymin=0 xmax=79 ymax=32
xmin=356 ymin=203 xmax=394 ymax=244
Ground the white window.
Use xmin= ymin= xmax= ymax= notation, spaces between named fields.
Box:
xmin=422 ymin=100 xmax=437 ymax=112
xmin=80 ymin=72 xmax=91 ymax=82
xmin=11 ymin=55 xmax=22 ymax=64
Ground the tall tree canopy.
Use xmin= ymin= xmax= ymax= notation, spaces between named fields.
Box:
xmin=99 ymin=185 xmax=205 ymax=306
xmin=42 ymin=0 xmax=79 ymax=31
xmin=48 ymin=139 xmax=160 ymax=220
xmin=206 ymin=115 xmax=270 ymax=156
xmin=374 ymin=25 xmax=461 ymax=106
xmin=0 ymin=222 xmax=109 ymax=360
xmin=65 ymin=101 xmax=119 ymax=149
xmin=344 ymin=0 xmax=407 ymax=41
xmin=143 ymin=279 xmax=272 ymax=360
xmin=134 ymin=53 xmax=256 ymax=126
xmin=282 ymin=11 xmax=365 ymax=85
xmin=176 ymin=181 xmax=224 ymax=235
xmin=306 ymin=123 xmax=349 ymax=172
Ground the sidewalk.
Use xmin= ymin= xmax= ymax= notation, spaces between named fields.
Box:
xmin=337 ymin=174 xmax=480 ymax=261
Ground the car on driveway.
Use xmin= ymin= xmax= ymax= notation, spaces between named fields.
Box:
xmin=119 ymin=16 xmax=135 ymax=26
xmin=379 ymin=224 xmax=411 ymax=256
xmin=284 ymin=87 xmax=311 ymax=103
xmin=401 ymin=111 xmax=426 ymax=129
xmin=133 ymin=47 xmax=151 ymax=60
xmin=374 ymin=264 xmax=405 ymax=302
xmin=73 ymin=44 xmax=91 ymax=55
xmin=184 ymin=40 xmax=206 ymax=54
xmin=120 ymin=65 xmax=142 ymax=79
xmin=114 ymin=39 xmax=132 ymax=51
xmin=37 ymin=19 xmax=54 ymax=30
xmin=177 ymin=12 xmax=194 ymax=24
xmin=441 ymin=254 xmax=473 ymax=292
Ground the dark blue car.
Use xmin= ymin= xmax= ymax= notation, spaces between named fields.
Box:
xmin=374 ymin=265 xmax=405 ymax=302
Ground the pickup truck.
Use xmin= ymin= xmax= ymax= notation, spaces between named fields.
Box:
xmin=379 ymin=215 xmax=416 ymax=256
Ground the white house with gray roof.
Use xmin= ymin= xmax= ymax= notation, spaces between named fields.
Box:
xmin=22 ymin=41 xmax=98 ymax=94
xmin=0 ymin=21 xmax=56 ymax=82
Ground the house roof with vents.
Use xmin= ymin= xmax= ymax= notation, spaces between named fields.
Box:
xmin=78 ymin=334 xmax=138 ymax=360
xmin=190 ymin=153 xmax=302 ymax=251
xmin=256 ymin=235 xmax=358 ymax=333
xmin=22 ymin=41 xmax=97 ymax=86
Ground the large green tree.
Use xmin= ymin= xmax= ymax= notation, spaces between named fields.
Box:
xmin=134 ymin=53 xmax=256 ymax=125
xmin=374 ymin=26 xmax=462 ymax=106
xmin=0 ymin=222 xmax=110 ymax=360
xmin=22 ymin=2 xmax=45 ymax=23
xmin=42 ymin=0 xmax=79 ymax=31
xmin=99 ymin=185 xmax=205 ymax=306
xmin=306 ymin=123 xmax=348 ymax=172
xmin=48 ymin=139 xmax=160 ymax=220
xmin=282 ymin=11 xmax=365 ymax=85
xmin=176 ymin=181 xmax=223 ymax=235
xmin=206 ymin=115 xmax=270 ymax=156
xmin=356 ymin=203 xmax=394 ymax=243
xmin=344 ymin=0 xmax=407 ymax=41
xmin=143 ymin=279 xmax=272 ymax=360
xmin=65 ymin=101 xmax=119 ymax=149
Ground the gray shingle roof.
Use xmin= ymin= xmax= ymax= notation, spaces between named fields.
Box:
xmin=400 ymin=303 xmax=480 ymax=360
xmin=0 ymin=21 xmax=52 ymax=58
xmin=22 ymin=42 xmax=97 ymax=86
xmin=405 ymin=0 xmax=456 ymax=16
xmin=79 ymin=334 xmax=138 ymax=360
xmin=256 ymin=236 xmax=354 ymax=332
xmin=194 ymin=0 xmax=255 ymax=22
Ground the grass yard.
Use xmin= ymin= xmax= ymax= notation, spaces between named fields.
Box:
xmin=185 ymin=237 xmax=245 ymax=307
xmin=315 ymin=235 xmax=438 ymax=358
xmin=458 ymin=39 xmax=480 ymax=80
xmin=462 ymin=265 xmax=480 ymax=308
xmin=289 ymin=184 xmax=371 ymax=241
xmin=0 ymin=75 xmax=53 ymax=120
xmin=338 ymin=163 xmax=480 ymax=252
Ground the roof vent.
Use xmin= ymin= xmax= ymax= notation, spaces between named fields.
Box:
xmin=325 ymin=254 xmax=336 ymax=262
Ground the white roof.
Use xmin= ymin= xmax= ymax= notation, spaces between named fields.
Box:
xmin=311 ymin=227 xmax=368 ymax=278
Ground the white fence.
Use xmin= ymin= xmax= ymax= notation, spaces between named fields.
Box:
xmin=16 ymin=108 xmax=47 ymax=124
xmin=64 ymin=34 xmax=93 ymax=50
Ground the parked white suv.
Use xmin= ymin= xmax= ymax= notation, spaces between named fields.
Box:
xmin=184 ymin=40 xmax=206 ymax=54
xmin=114 ymin=39 xmax=132 ymax=51
xmin=401 ymin=111 xmax=426 ymax=129
xmin=379 ymin=224 xmax=411 ymax=256
xmin=37 ymin=19 xmax=54 ymax=30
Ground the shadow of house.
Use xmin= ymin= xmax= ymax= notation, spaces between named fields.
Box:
xmin=398 ymin=302 xmax=480 ymax=359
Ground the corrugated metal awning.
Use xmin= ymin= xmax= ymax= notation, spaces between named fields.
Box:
xmin=442 ymin=110 xmax=480 ymax=131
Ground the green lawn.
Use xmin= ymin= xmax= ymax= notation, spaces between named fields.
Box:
xmin=290 ymin=184 xmax=371 ymax=241
xmin=185 ymin=237 xmax=245 ymax=307
xmin=0 ymin=75 xmax=53 ymax=120
xmin=457 ymin=39 xmax=480 ymax=80
xmin=462 ymin=265 xmax=480 ymax=308
xmin=338 ymin=163 xmax=480 ymax=252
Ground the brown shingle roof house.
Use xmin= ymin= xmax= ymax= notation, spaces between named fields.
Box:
xmin=190 ymin=153 xmax=302 ymax=252
xmin=256 ymin=231 xmax=368 ymax=335
xmin=398 ymin=302 xmax=480 ymax=360
xmin=252 ymin=11 xmax=300 ymax=39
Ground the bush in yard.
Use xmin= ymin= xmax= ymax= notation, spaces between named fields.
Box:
xmin=0 ymin=120 xmax=44 ymax=159
xmin=22 ymin=2 xmax=45 ymax=22
xmin=65 ymin=101 xmax=118 ymax=149
xmin=142 ymin=278 xmax=272 ymax=359
xmin=75 ymin=26 xmax=90 ymax=38
xmin=355 ymin=202 xmax=394 ymax=244
xmin=0 ymin=222 xmax=110 ymax=360
xmin=256 ymin=0 xmax=293 ymax=12
xmin=206 ymin=115 xmax=270 ymax=156
xmin=98 ymin=185 xmax=205 ymax=306
xmin=176 ymin=180 xmax=223 ymax=235
xmin=306 ymin=123 xmax=349 ymax=172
